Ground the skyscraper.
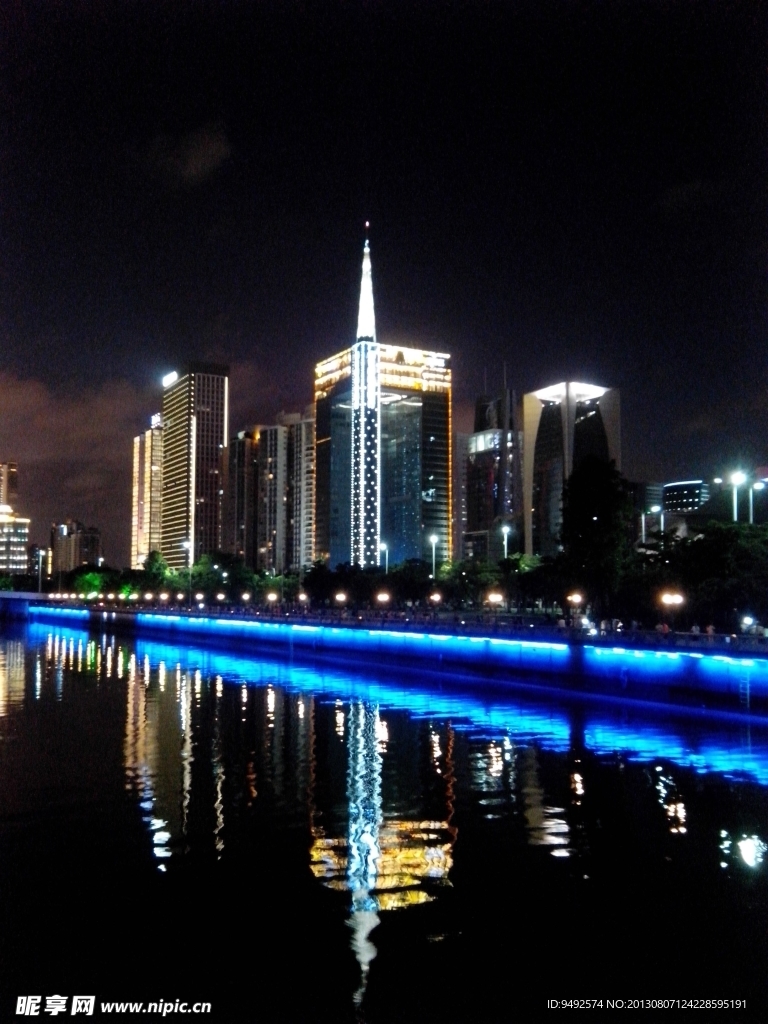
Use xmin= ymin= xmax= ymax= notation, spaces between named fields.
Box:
xmin=131 ymin=413 xmax=163 ymax=570
xmin=315 ymin=238 xmax=452 ymax=569
xmin=222 ymin=430 xmax=258 ymax=568
xmin=161 ymin=364 xmax=229 ymax=570
xmin=522 ymin=382 xmax=620 ymax=556
xmin=463 ymin=389 xmax=520 ymax=562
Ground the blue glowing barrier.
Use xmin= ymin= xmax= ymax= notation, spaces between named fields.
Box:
xmin=29 ymin=605 xmax=89 ymax=623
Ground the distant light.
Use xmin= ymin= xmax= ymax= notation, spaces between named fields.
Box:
xmin=738 ymin=836 xmax=766 ymax=869
xmin=567 ymin=593 xmax=583 ymax=605
xmin=430 ymin=592 xmax=442 ymax=603
xmin=429 ymin=534 xmax=438 ymax=544
xmin=743 ymin=616 xmax=755 ymax=627
xmin=216 ymin=593 xmax=225 ymax=601
xmin=195 ymin=592 xmax=204 ymax=601
xmin=106 ymin=593 xmax=115 ymax=600
xmin=266 ymin=592 xmax=278 ymax=602
xmin=661 ymin=592 xmax=684 ymax=606
xmin=144 ymin=592 xmax=153 ymax=601
xmin=159 ymin=592 xmax=169 ymax=601
xmin=242 ymin=593 xmax=251 ymax=602
xmin=162 ymin=371 xmax=178 ymax=388
xmin=298 ymin=592 xmax=308 ymax=602
xmin=87 ymin=591 xmax=97 ymax=600
xmin=713 ymin=477 xmax=723 ymax=484
xmin=129 ymin=593 xmax=139 ymax=601
xmin=376 ymin=592 xmax=390 ymax=603
xmin=731 ymin=471 xmax=747 ymax=486
xmin=176 ymin=592 xmax=185 ymax=601
xmin=335 ymin=592 xmax=347 ymax=603
xmin=488 ymin=592 xmax=504 ymax=605
xmin=502 ymin=524 xmax=510 ymax=536
xmin=650 ymin=505 xmax=661 ymax=513
xmin=754 ymin=482 xmax=765 ymax=492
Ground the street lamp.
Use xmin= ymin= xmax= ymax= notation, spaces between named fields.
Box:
xmin=750 ymin=481 xmax=765 ymax=525
xmin=429 ymin=534 xmax=438 ymax=579
xmin=566 ymin=592 xmax=583 ymax=626
xmin=731 ymin=471 xmax=747 ymax=522
xmin=380 ymin=542 xmax=388 ymax=574
xmin=181 ymin=539 xmax=193 ymax=608
xmin=501 ymin=523 xmax=510 ymax=560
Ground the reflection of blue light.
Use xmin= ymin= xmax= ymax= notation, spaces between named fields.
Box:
xmin=128 ymin=636 xmax=768 ymax=786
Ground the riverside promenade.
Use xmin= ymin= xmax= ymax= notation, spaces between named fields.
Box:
xmin=17 ymin=595 xmax=768 ymax=715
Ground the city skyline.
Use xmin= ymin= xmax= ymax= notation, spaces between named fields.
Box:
xmin=1 ymin=2 xmax=764 ymax=563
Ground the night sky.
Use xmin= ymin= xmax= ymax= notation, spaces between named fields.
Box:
xmin=1 ymin=1 xmax=765 ymax=564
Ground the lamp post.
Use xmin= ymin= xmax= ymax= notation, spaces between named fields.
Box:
xmin=660 ymin=591 xmax=684 ymax=632
xmin=429 ymin=534 xmax=438 ymax=579
xmin=181 ymin=540 xmax=192 ymax=609
xmin=750 ymin=481 xmax=764 ymax=525
xmin=37 ymin=548 xmax=44 ymax=594
xmin=380 ymin=542 xmax=388 ymax=574
xmin=731 ymin=471 xmax=747 ymax=522
xmin=502 ymin=523 xmax=510 ymax=560
xmin=566 ymin=592 xmax=583 ymax=625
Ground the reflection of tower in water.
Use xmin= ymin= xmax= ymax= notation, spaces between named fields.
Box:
xmin=310 ymin=701 xmax=456 ymax=1006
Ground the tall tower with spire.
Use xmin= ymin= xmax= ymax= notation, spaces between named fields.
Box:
xmin=315 ymin=233 xmax=452 ymax=570
xmin=350 ymin=235 xmax=380 ymax=566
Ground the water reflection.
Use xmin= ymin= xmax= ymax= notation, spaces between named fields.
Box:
xmin=13 ymin=624 xmax=768 ymax=1015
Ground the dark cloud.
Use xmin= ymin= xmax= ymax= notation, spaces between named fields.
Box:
xmin=146 ymin=122 xmax=231 ymax=188
xmin=0 ymin=374 xmax=147 ymax=564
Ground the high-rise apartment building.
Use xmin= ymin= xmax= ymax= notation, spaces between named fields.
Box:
xmin=522 ymin=382 xmax=620 ymax=556
xmin=0 ymin=463 xmax=18 ymax=507
xmin=256 ymin=424 xmax=288 ymax=574
xmin=222 ymin=430 xmax=258 ymax=568
xmin=0 ymin=504 xmax=30 ymax=574
xmin=315 ymin=239 xmax=451 ymax=569
xmin=131 ymin=414 xmax=163 ymax=570
xmin=161 ymin=364 xmax=229 ymax=570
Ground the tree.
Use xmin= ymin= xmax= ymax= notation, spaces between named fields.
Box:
xmin=560 ymin=456 xmax=635 ymax=618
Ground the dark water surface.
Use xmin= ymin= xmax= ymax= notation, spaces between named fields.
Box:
xmin=2 ymin=624 xmax=768 ymax=1022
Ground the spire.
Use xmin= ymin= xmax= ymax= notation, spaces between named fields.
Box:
xmin=356 ymin=223 xmax=376 ymax=341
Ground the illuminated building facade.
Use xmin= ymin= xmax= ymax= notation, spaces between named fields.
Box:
xmin=50 ymin=520 xmax=101 ymax=574
xmin=315 ymin=240 xmax=451 ymax=568
xmin=0 ymin=504 xmax=30 ymax=574
xmin=464 ymin=390 xmax=520 ymax=562
xmin=0 ymin=463 xmax=18 ymax=507
xmin=161 ymin=364 xmax=229 ymax=570
xmin=663 ymin=480 xmax=710 ymax=514
xmin=131 ymin=414 xmax=163 ymax=570
xmin=523 ymin=382 xmax=620 ymax=556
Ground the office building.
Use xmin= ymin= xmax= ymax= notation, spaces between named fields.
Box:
xmin=0 ymin=463 xmax=18 ymax=507
xmin=161 ymin=364 xmax=229 ymax=570
xmin=663 ymin=480 xmax=710 ymax=515
xmin=463 ymin=390 xmax=520 ymax=562
xmin=278 ymin=409 xmax=315 ymax=572
xmin=522 ymin=382 xmax=620 ymax=556
xmin=0 ymin=505 xmax=30 ymax=574
xmin=50 ymin=520 xmax=101 ymax=575
xmin=131 ymin=414 xmax=163 ymax=570
xmin=315 ymin=239 xmax=452 ymax=569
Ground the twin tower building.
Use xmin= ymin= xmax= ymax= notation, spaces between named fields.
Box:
xmin=132 ymin=237 xmax=619 ymax=574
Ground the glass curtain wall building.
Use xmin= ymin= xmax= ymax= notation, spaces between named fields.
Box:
xmin=315 ymin=240 xmax=452 ymax=569
xmin=522 ymin=382 xmax=620 ymax=557
xmin=161 ymin=364 xmax=229 ymax=570
xmin=131 ymin=414 xmax=163 ymax=570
